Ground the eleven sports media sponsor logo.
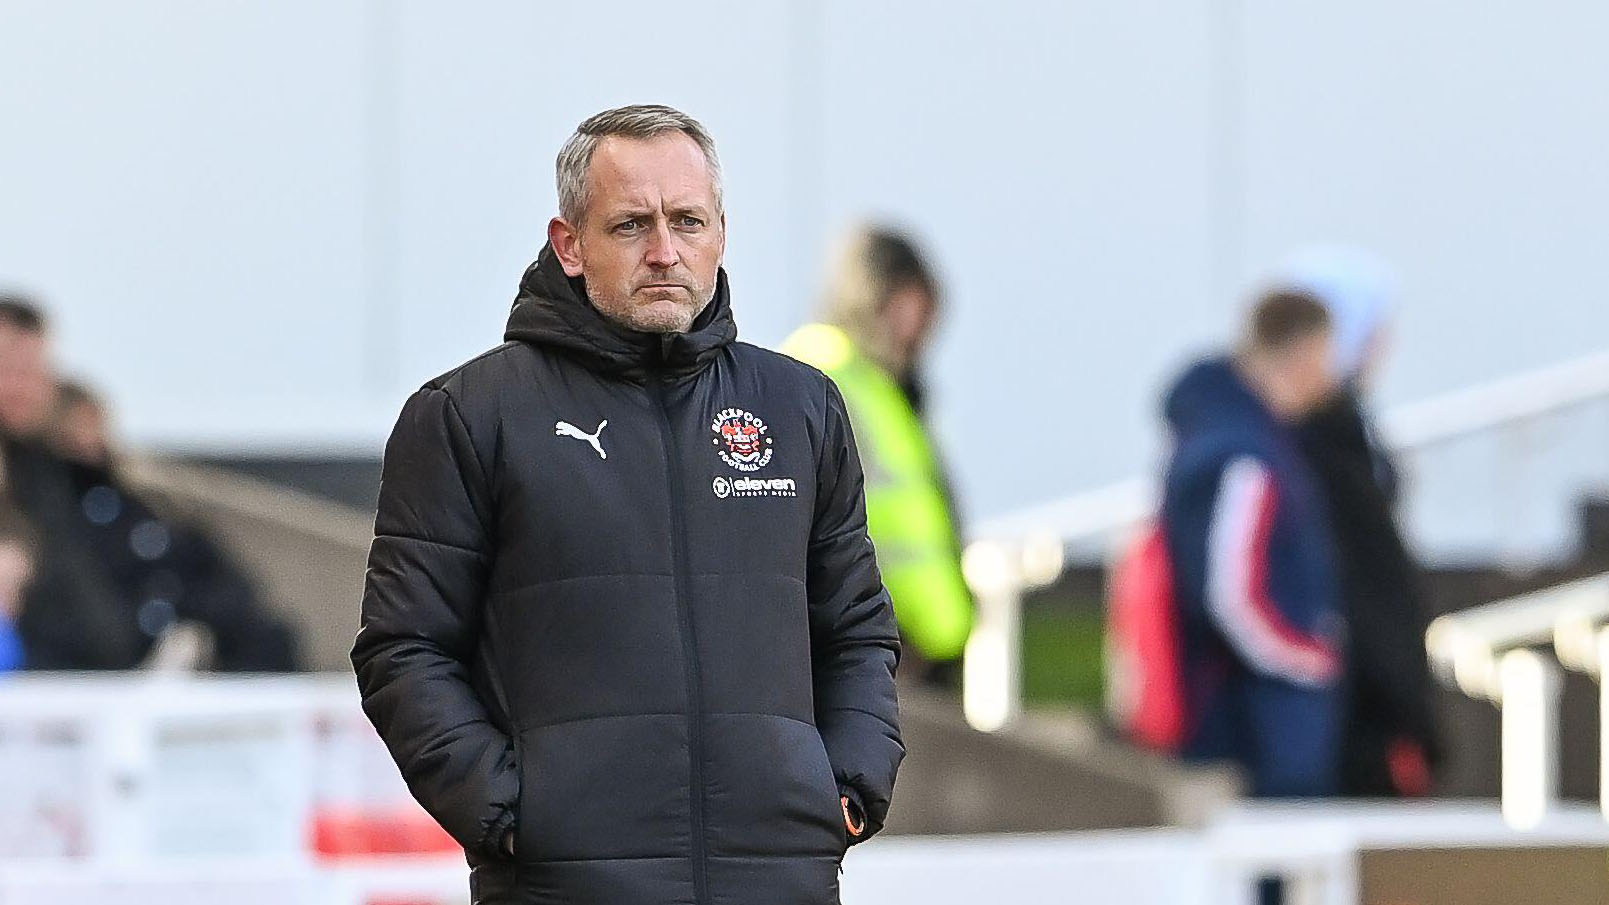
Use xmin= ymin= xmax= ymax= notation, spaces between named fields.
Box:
xmin=712 ymin=475 xmax=797 ymax=498
xmin=710 ymin=406 xmax=796 ymax=498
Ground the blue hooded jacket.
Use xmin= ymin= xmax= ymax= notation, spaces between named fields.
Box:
xmin=1160 ymin=357 xmax=1343 ymax=796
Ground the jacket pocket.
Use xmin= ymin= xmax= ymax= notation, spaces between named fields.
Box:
xmin=703 ymin=713 xmax=846 ymax=858
xmin=808 ymin=734 xmax=850 ymax=855
xmin=513 ymin=715 xmax=690 ymax=863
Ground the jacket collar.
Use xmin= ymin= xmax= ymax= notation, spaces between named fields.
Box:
xmin=504 ymin=244 xmax=737 ymax=380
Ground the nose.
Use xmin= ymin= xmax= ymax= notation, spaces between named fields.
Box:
xmin=644 ymin=219 xmax=680 ymax=269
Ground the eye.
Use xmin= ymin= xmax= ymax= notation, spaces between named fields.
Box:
xmin=615 ymin=218 xmax=642 ymax=234
xmin=676 ymin=215 xmax=705 ymax=229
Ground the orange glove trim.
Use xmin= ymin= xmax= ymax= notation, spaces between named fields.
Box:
xmin=842 ymin=795 xmax=866 ymax=837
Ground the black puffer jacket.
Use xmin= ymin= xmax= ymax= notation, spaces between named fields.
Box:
xmin=352 ymin=247 xmax=903 ymax=905
xmin=1296 ymin=389 xmax=1437 ymax=796
xmin=2 ymin=437 xmax=145 ymax=669
xmin=58 ymin=459 xmax=302 ymax=672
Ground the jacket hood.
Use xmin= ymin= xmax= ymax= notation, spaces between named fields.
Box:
xmin=504 ymin=244 xmax=738 ymax=380
xmin=1163 ymin=356 xmax=1274 ymax=438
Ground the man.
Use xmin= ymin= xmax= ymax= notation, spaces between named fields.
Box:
xmin=1159 ymin=289 xmax=1344 ymax=797
xmin=0 ymin=296 xmax=57 ymax=439
xmin=352 ymin=105 xmax=903 ymax=905
xmin=782 ymin=227 xmax=973 ymax=687
xmin=0 ymin=297 xmax=144 ymax=669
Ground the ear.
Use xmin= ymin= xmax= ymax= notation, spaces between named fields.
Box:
xmin=716 ymin=211 xmax=728 ymax=264
xmin=548 ymin=217 xmax=585 ymax=277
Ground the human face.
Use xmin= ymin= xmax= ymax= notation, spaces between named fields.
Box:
xmin=0 ymin=325 xmax=55 ymax=437
xmin=56 ymin=399 xmax=112 ymax=467
xmin=1281 ymin=329 xmax=1341 ymax=417
xmin=882 ymin=283 xmax=938 ymax=376
xmin=549 ymin=133 xmax=725 ymax=334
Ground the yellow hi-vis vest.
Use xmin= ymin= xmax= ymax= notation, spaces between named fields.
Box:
xmin=782 ymin=323 xmax=973 ymax=662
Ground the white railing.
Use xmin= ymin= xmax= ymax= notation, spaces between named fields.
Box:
xmin=962 ymin=347 xmax=1609 ymax=732
xmin=1424 ymin=574 xmax=1609 ymax=829
xmin=4 ymin=676 xmax=1607 ymax=900
xmin=0 ymin=673 xmax=471 ymax=903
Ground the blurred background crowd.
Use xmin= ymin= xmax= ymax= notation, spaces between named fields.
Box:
xmin=6 ymin=2 xmax=1609 ymax=903
xmin=0 ymin=295 xmax=299 ymax=673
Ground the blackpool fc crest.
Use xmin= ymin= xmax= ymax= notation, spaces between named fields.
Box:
xmin=711 ymin=407 xmax=774 ymax=472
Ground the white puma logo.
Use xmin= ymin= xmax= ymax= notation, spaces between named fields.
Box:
xmin=555 ymin=419 xmax=608 ymax=460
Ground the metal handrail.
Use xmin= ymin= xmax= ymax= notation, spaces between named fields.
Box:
xmin=970 ymin=346 xmax=1609 ymax=550
xmin=1426 ymin=577 xmax=1609 ymax=697
xmin=1425 ymin=575 xmax=1609 ymax=829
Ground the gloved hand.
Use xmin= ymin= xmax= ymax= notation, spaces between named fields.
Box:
xmin=1387 ymin=737 xmax=1433 ymax=798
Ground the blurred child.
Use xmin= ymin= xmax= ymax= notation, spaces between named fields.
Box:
xmin=0 ymin=500 xmax=38 ymax=671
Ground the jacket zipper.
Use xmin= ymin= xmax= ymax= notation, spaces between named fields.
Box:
xmin=648 ymin=368 xmax=709 ymax=904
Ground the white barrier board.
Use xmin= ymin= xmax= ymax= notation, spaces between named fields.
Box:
xmin=0 ymin=676 xmax=1606 ymax=904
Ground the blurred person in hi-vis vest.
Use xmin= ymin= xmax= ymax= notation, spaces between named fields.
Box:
xmin=784 ymin=227 xmax=973 ymax=688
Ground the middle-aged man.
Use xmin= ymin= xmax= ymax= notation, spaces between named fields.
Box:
xmin=1159 ymin=288 xmax=1344 ymax=798
xmin=352 ymin=105 xmax=903 ymax=905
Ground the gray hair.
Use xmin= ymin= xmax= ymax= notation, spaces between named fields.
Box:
xmin=555 ymin=104 xmax=723 ymax=225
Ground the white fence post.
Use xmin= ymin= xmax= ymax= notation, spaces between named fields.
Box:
xmin=1498 ymin=648 xmax=1561 ymax=830
xmin=1599 ymin=627 xmax=1609 ymax=824
xmin=961 ymin=541 xmax=1024 ymax=732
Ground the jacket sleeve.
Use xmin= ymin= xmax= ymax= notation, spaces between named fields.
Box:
xmin=1205 ymin=455 xmax=1342 ymax=796
xmin=1204 ymin=456 xmax=1341 ymax=688
xmin=350 ymin=387 xmax=518 ymax=860
xmin=807 ymin=380 xmax=904 ymax=843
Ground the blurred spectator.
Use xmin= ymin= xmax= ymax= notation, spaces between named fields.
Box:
xmin=0 ymin=294 xmax=144 ymax=668
xmin=43 ymin=379 xmax=302 ymax=672
xmin=0 ymin=294 xmax=300 ymax=671
xmin=49 ymin=379 xmax=113 ymax=467
xmin=1284 ymin=248 xmax=1438 ymax=798
xmin=0 ymin=498 xmax=38 ymax=672
xmin=783 ymin=226 xmax=973 ymax=687
xmin=0 ymin=295 xmax=55 ymax=437
xmin=1159 ymin=289 xmax=1344 ymax=796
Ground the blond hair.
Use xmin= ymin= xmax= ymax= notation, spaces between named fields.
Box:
xmin=818 ymin=225 xmax=939 ymax=374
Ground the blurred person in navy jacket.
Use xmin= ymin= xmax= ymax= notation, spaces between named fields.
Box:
xmin=1161 ymin=289 xmax=1344 ymax=797
xmin=1284 ymin=248 xmax=1437 ymax=797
